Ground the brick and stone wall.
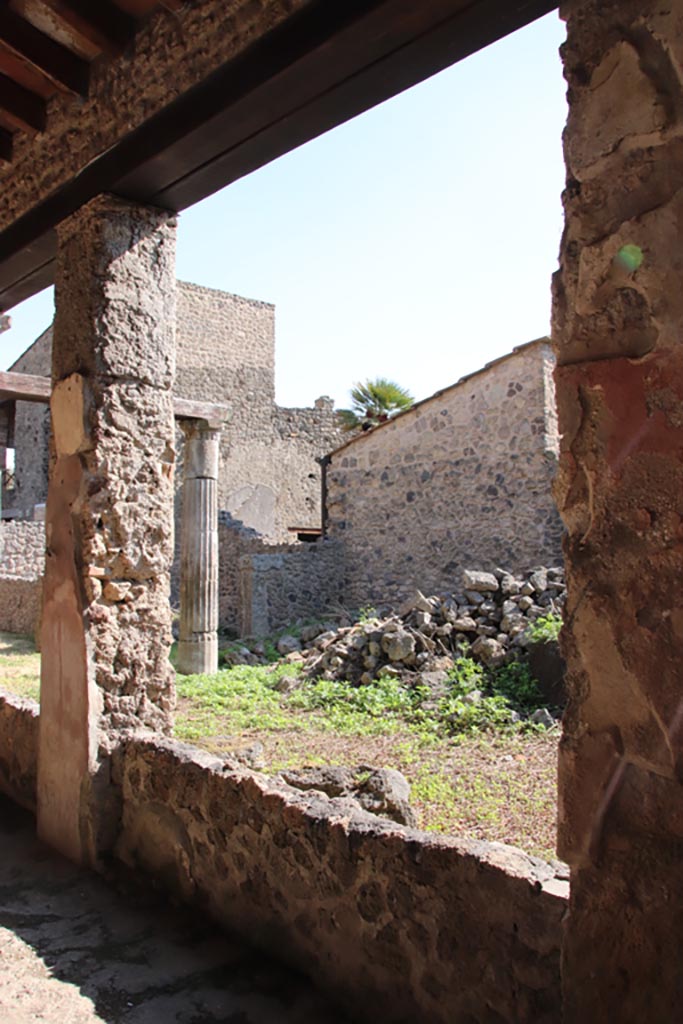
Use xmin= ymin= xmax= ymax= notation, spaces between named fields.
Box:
xmin=325 ymin=340 xmax=563 ymax=610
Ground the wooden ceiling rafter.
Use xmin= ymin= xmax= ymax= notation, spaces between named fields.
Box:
xmin=0 ymin=7 xmax=89 ymax=95
xmin=38 ymin=1 xmax=137 ymax=57
xmin=0 ymin=69 xmax=45 ymax=131
xmin=0 ymin=124 xmax=12 ymax=163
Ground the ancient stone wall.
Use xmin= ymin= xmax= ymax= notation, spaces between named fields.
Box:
xmin=174 ymin=283 xmax=342 ymax=542
xmin=114 ymin=734 xmax=566 ymax=1024
xmin=0 ymin=521 xmax=44 ymax=579
xmin=239 ymin=538 xmax=345 ymax=635
xmin=0 ymin=693 xmax=38 ymax=812
xmin=325 ymin=341 xmax=563 ymax=610
xmin=5 ymin=327 xmax=52 ymax=515
xmin=9 ymin=284 xmax=343 ymax=625
xmin=0 ymin=522 xmax=45 ymax=636
xmin=0 ymin=697 xmax=567 ymax=1021
xmin=554 ymin=2 xmax=683 ymax=1018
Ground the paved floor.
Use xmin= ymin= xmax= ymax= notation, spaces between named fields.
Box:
xmin=0 ymin=797 xmax=353 ymax=1024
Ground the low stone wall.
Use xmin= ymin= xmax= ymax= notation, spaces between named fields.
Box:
xmin=115 ymin=735 xmax=566 ymax=1024
xmin=0 ymin=707 xmax=567 ymax=1022
xmin=239 ymin=538 xmax=344 ymax=635
xmin=0 ymin=692 xmax=39 ymax=811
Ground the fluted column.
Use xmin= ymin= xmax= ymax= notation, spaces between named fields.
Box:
xmin=178 ymin=419 xmax=220 ymax=675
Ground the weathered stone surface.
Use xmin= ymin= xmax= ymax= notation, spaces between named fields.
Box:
xmin=38 ymin=196 xmax=177 ymax=865
xmin=281 ymin=765 xmax=417 ymax=828
xmin=276 ymin=634 xmax=302 ymax=656
xmin=325 ymin=342 xmax=563 ymax=611
xmin=462 ymin=570 xmax=499 ymax=593
xmin=555 ymin=3 xmax=683 ymax=1018
xmin=0 ymin=693 xmax=38 ymax=811
xmin=113 ymin=734 xmax=566 ymax=1024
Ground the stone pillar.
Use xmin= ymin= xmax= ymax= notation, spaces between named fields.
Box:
xmin=555 ymin=3 xmax=683 ymax=1019
xmin=177 ymin=419 xmax=220 ymax=675
xmin=37 ymin=195 xmax=177 ymax=865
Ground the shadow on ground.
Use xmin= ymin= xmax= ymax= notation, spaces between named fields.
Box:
xmin=0 ymin=796 xmax=353 ymax=1024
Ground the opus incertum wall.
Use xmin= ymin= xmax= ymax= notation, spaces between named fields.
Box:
xmin=324 ymin=340 xmax=563 ymax=611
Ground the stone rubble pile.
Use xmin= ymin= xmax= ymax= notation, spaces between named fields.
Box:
xmin=276 ymin=566 xmax=565 ymax=689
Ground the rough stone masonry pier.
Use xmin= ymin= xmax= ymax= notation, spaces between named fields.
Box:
xmin=38 ymin=195 xmax=178 ymax=865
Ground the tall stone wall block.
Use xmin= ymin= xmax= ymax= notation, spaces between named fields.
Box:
xmin=555 ymin=3 xmax=683 ymax=1017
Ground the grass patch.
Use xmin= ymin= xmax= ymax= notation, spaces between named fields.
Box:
xmin=175 ymin=661 xmax=560 ymax=858
xmin=0 ymin=634 xmax=560 ymax=858
xmin=0 ymin=632 xmax=40 ymax=702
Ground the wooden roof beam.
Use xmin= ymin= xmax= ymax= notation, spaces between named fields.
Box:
xmin=0 ymin=8 xmax=89 ymax=95
xmin=0 ymin=126 xmax=12 ymax=163
xmin=0 ymin=370 xmax=231 ymax=425
xmin=0 ymin=72 xmax=45 ymax=132
xmin=39 ymin=0 xmax=137 ymax=57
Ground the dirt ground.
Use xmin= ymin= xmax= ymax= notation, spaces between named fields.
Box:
xmin=0 ymin=797 xmax=353 ymax=1024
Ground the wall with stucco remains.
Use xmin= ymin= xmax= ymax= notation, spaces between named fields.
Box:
xmin=325 ymin=340 xmax=563 ymax=610
xmin=0 ymin=693 xmax=39 ymax=811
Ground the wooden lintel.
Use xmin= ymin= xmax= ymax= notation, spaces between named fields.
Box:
xmin=0 ymin=370 xmax=230 ymax=425
xmin=0 ymin=369 xmax=50 ymax=403
xmin=0 ymin=71 xmax=46 ymax=132
xmin=0 ymin=9 xmax=89 ymax=96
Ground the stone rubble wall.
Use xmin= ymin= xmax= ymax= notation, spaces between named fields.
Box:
xmin=3 ymin=326 xmax=52 ymax=515
xmin=238 ymin=538 xmax=345 ymax=635
xmin=0 ymin=693 xmax=38 ymax=811
xmin=0 ymin=522 xmax=45 ymax=636
xmin=216 ymin=516 xmax=291 ymax=632
xmin=0 ymin=521 xmax=44 ymax=579
xmin=326 ymin=341 xmax=563 ymax=610
xmin=114 ymin=734 xmax=566 ymax=1024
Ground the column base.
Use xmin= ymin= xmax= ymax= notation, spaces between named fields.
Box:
xmin=177 ymin=634 xmax=218 ymax=675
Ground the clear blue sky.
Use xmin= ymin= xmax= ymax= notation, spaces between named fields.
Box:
xmin=3 ymin=11 xmax=567 ymax=410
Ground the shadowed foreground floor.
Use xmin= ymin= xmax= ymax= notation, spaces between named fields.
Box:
xmin=0 ymin=796 xmax=353 ymax=1024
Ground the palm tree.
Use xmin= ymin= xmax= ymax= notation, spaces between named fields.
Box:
xmin=338 ymin=377 xmax=415 ymax=432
